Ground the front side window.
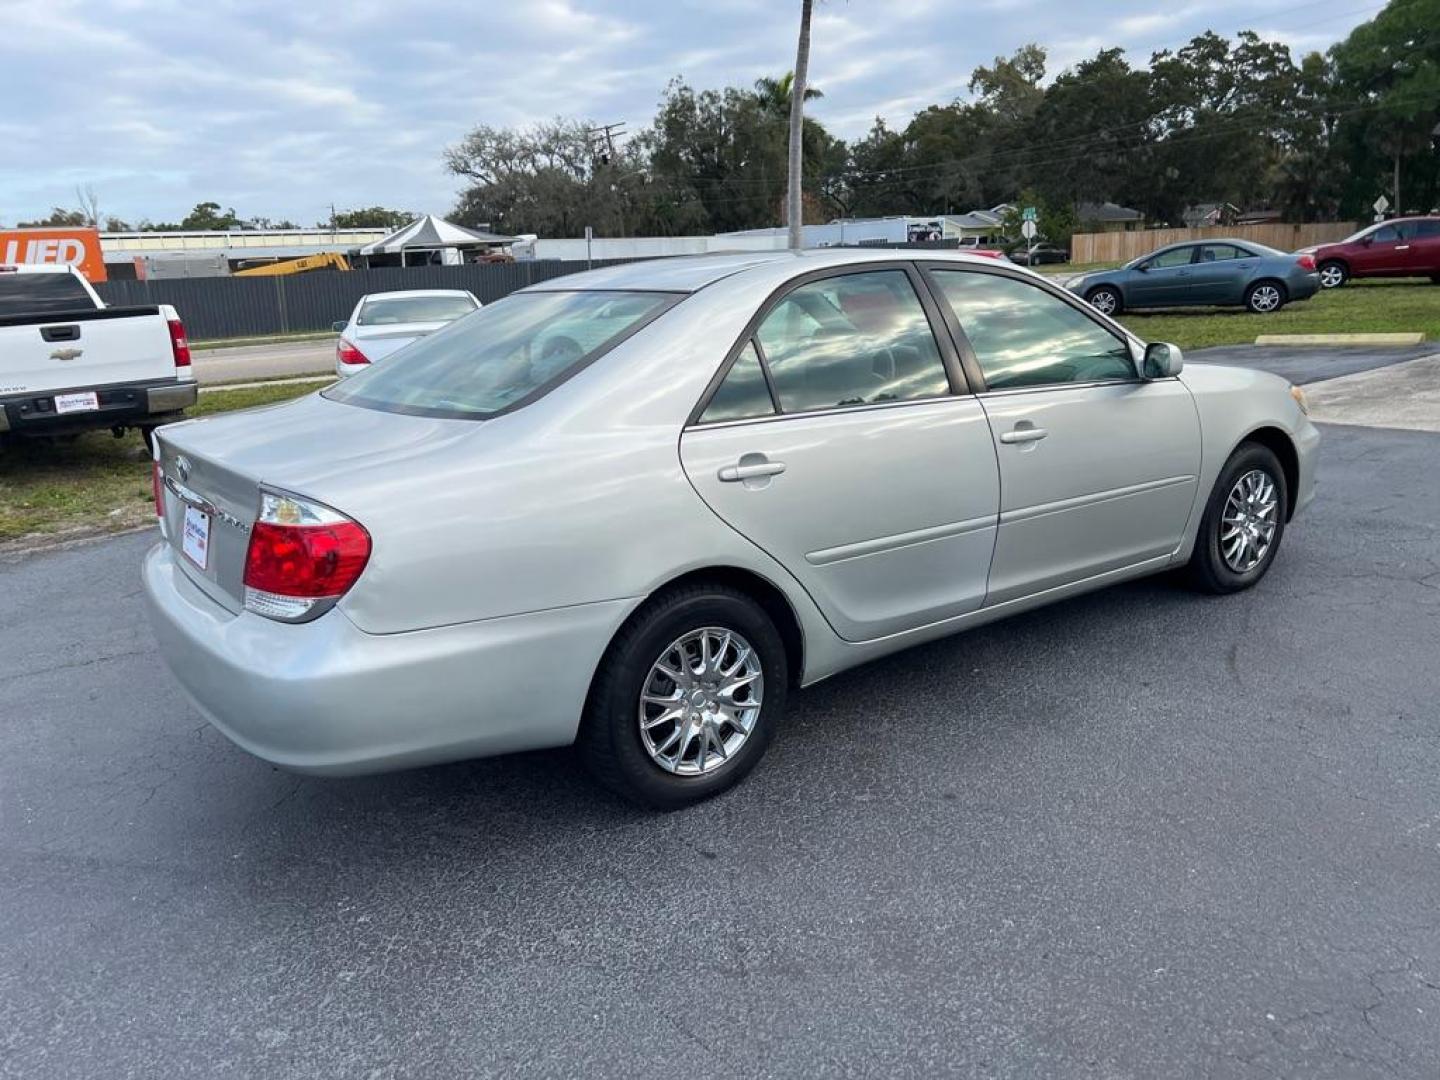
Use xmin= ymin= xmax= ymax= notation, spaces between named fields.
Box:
xmin=929 ymin=270 xmax=1135 ymax=391
xmin=1371 ymin=225 xmax=1401 ymax=243
xmin=754 ymin=270 xmax=950 ymax=413
xmin=1145 ymin=247 xmax=1195 ymax=269
xmin=325 ymin=290 xmax=675 ymax=419
xmin=358 ymin=295 xmax=477 ymax=325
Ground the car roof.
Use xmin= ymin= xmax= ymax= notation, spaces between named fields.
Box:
xmin=360 ymin=289 xmax=476 ymax=302
xmin=521 ymin=248 xmax=1023 ymax=294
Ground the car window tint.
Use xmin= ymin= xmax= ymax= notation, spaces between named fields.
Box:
xmin=358 ymin=296 xmax=477 ymax=325
xmin=1147 ymin=247 xmax=1194 ymax=269
xmin=1197 ymin=244 xmax=1243 ymax=262
xmin=700 ymin=342 xmax=774 ymax=423
xmin=325 ymin=290 xmax=674 ymax=419
xmin=1414 ymin=220 xmax=1440 ymax=238
xmin=930 ymin=270 xmax=1136 ymax=391
xmin=0 ymin=272 xmax=95 ymax=317
xmin=755 ymin=270 xmax=950 ymax=413
xmin=1371 ymin=225 xmax=1400 ymax=242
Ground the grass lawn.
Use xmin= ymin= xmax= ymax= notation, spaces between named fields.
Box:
xmin=1114 ymin=279 xmax=1440 ymax=350
xmin=0 ymin=382 xmax=318 ymax=547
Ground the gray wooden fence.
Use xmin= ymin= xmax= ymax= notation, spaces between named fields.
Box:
xmin=93 ymin=260 xmax=634 ymax=341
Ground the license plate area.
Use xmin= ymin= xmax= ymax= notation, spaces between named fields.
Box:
xmin=54 ymin=391 xmax=99 ymax=415
xmin=182 ymin=505 xmax=212 ymax=570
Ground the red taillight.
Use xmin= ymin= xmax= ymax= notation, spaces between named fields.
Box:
xmin=1297 ymin=253 xmax=1316 ymax=272
xmin=336 ymin=337 xmax=369 ymax=365
xmin=241 ymin=493 xmax=370 ymax=621
xmin=972 ymin=249 xmax=1005 ymax=259
xmin=244 ymin=520 xmax=370 ymax=597
xmin=167 ymin=318 xmax=191 ymax=367
xmin=152 ymin=460 xmax=165 ymax=517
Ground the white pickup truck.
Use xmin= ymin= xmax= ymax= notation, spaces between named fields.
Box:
xmin=0 ymin=264 xmax=196 ymax=445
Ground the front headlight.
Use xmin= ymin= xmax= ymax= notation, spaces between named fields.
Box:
xmin=1289 ymin=384 xmax=1310 ymax=415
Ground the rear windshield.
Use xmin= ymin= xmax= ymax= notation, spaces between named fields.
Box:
xmin=357 ymin=295 xmax=477 ymax=325
xmin=325 ymin=290 xmax=678 ymax=419
xmin=0 ymin=272 xmax=97 ymax=317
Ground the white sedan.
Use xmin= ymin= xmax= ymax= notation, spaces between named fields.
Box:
xmin=332 ymin=289 xmax=480 ymax=376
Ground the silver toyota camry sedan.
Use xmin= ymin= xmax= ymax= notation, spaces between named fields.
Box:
xmin=144 ymin=250 xmax=1319 ymax=808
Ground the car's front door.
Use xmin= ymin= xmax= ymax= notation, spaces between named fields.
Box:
xmin=1189 ymin=243 xmax=1256 ymax=304
xmin=680 ymin=266 xmax=1000 ymax=642
xmin=923 ymin=265 xmax=1203 ymax=605
xmin=1126 ymin=245 xmax=1197 ymax=307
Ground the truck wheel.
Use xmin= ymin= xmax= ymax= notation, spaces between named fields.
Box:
xmin=139 ymin=426 xmax=158 ymax=453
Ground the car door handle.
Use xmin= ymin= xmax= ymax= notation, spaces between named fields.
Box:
xmin=718 ymin=460 xmax=786 ymax=482
xmin=1395 ymin=245 xmax=1410 ymax=251
xmin=999 ymin=426 xmax=1049 ymax=444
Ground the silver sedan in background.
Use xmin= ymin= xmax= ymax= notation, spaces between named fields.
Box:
xmin=145 ymin=251 xmax=1318 ymax=808
xmin=332 ymin=288 xmax=480 ymax=376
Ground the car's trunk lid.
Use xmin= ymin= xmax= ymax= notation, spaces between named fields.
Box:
xmin=156 ymin=391 xmax=475 ymax=612
xmin=352 ymin=322 xmax=447 ymax=363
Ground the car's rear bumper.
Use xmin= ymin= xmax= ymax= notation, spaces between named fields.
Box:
xmin=0 ymin=376 xmax=197 ymax=436
xmin=1289 ymin=272 xmax=1321 ymax=301
xmin=142 ymin=542 xmax=632 ymax=775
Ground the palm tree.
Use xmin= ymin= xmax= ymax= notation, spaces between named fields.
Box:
xmin=754 ymin=72 xmax=822 ymax=117
xmin=787 ymin=0 xmax=814 ymax=250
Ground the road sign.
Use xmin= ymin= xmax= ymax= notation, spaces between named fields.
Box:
xmin=1021 ymin=219 xmax=1038 ymax=240
xmin=1022 ymin=206 xmax=1038 ymax=222
xmin=1373 ymin=195 xmax=1390 ymax=214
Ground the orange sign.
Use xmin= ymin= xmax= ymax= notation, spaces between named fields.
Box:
xmin=0 ymin=227 xmax=108 ymax=282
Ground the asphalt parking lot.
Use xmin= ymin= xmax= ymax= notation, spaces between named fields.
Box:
xmin=3 ymin=419 xmax=1439 ymax=1078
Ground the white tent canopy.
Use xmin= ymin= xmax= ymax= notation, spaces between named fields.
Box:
xmin=357 ymin=215 xmax=517 ymax=264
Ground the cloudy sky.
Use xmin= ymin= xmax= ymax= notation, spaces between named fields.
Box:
xmin=2 ymin=0 xmax=1382 ymax=228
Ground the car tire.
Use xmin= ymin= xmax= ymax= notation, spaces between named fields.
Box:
xmin=1086 ymin=285 xmax=1123 ymax=316
xmin=1429 ymin=274 xmax=1440 ymax=286
xmin=1318 ymin=261 xmax=1348 ymax=289
xmin=577 ymin=583 xmax=788 ymax=810
xmin=1245 ymin=280 xmax=1287 ymax=313
xmin=1187 ymin=442 xmax=1289 ymax=595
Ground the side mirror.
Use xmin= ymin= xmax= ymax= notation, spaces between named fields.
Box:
xmin=1135 ymin=262 xmax=1149 ymax=273
xmin=1143 ymin=341 xmax=1184 ymax=378
xmin=331 ymin=320 xmax=347 ymax=333
xmin=1360 ymin=236 xmax=1373 ymax=247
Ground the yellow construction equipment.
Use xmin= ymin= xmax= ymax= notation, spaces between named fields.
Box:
xmin=234 ymin=252 xmax=350 ymax=276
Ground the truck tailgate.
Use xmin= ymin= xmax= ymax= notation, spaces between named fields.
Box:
xmin=0 ymin=307 xmax=176 ymax=394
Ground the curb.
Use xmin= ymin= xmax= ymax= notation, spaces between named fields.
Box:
xmin=1254 ymin=332 xmax=1426 ymax=346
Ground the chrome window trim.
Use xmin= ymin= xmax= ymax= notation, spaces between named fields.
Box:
xmin=686 ymin=260 xmax=969 ymax=428
xmin=683 ymin=389 xmax=976 ymax=433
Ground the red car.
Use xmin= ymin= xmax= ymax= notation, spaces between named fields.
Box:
xmin=1304 ymin=216 xmax=1440 ymax=289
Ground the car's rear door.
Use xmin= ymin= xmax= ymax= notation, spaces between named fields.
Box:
xmin=1127 ymin=245 xmax=1197 ymax=307
xmin=679 ymin=264 xmax=1000 ymax=642
xmin=922 ymin=263 xmax=1202 ymax=605
xmin=1405 ymin=219 xmax=1440 ymax=274
xmin=1189 ymin=243 xmax=1255 ymax=304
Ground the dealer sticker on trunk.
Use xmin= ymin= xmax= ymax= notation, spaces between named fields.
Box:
xmin=53 ymin=391 xmax=99 ymax=415
xmin=182 ymin=506 xmax=211 ymax=571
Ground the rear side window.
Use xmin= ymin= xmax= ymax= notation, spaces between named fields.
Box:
xmin=753 ymin=270 xmax=950 ymax=413
xmin=325 ymin=290 xmax=676 ymax=419
xmin=0 ymin=272 xmax=96 ymax=317
xmin=1197 ymin=244 xmax=1244 ymax=262
xmin=1414 ymin=220 xmax=1440 ymax=238
xmin=701 ymin=342 xmax=774 ymax=423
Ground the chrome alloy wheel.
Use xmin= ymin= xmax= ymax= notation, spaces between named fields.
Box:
xmin=1089 ymin=289 xmax=1118 ymax=315
xmin=638 ymin=627 xmax=763 ymax=776
xmin=1221 ymin=469 xmax=1279 ymax=573
xmin=1318 ymin=264 xmax=1345 ymax=289
xmin=1250 ymin=284 xmax=1282 ymax=312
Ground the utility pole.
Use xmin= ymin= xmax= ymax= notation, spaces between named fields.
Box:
xmin=787 ymin=0 xmax=814 ymax=250
xmin=586 ymin=122 xmax=628 ymax=236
